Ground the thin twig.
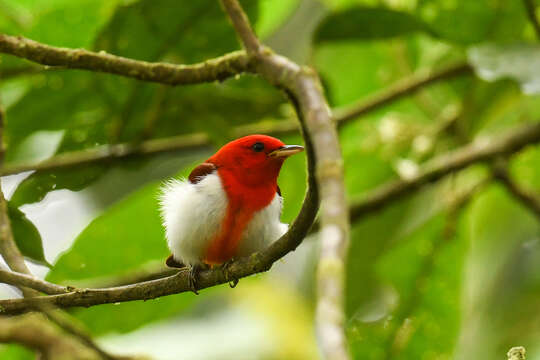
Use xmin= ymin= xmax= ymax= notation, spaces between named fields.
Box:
xmin=492 ymin=159 xmax=540 ymax=219
xmin=0 ymin=34 xmax=252 ymax=85
xmin=333 ymin=63 xmax=472 ymax=126
xmin=220 ymin=0 xmax=262 ymax=55
xmin=0 ymin=268 xmax=70 ymax=295
xmin=0 ymin=133 xmax=212 ymax=176
xmin=349 ymin=122 xmax=540 ymax=221
xmin=523 ymin=0 xmax=540 ymax=39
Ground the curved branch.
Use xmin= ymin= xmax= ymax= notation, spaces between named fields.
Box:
xmin=349 ymin=122 xmax=540 ymax=221
xmin=0 ymin=268 xmax=70 ymax=295
xmin=0 ymin=34 xmax=252 ymax=85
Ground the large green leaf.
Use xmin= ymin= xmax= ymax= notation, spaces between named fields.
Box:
xmin=315 ymin=6 xmax=435 ymax=43
xmin=7 ymin=202 xmax=48 ymax=266
xmin=416 ymin=0 xmax=529 ymax=45
xmin=93 ymin=0 xmax=257 ymax=63
xmin=46 ymin=179 xmax=168 ymax=282
xmin=0 ymin=0 xmax=119 ymax=48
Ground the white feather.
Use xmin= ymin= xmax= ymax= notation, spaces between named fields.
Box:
xmin=237 ymin=194 xmax=288 ymax=257
xmin=159 ymin=172 xmax=287 ymax=266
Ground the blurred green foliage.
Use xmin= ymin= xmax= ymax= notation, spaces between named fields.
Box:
xmin=0 ymin=0 xmax=540 ymax=359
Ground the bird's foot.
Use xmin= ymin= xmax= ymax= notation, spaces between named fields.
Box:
xmin=187 ymin=264 xmax=205 ymax=295
xmin=221 ymin=259 xmax=239 ymax=288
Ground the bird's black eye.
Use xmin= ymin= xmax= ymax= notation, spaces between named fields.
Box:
xmin=252 ymin=142 xmax=264 ymax=152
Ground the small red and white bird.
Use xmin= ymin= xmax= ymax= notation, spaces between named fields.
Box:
xmin=159 ymin=134 xmax=303 ymax=290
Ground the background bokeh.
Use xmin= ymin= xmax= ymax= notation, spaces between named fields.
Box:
xmin=0 ymin=0 xmax=539 ymax=359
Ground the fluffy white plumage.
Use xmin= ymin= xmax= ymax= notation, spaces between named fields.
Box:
xmin=159 ymin=172 xmax=288 ymax=266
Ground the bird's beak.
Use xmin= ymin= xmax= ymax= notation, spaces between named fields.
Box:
xmin=268 ymin=145 xmax=304 ymax=158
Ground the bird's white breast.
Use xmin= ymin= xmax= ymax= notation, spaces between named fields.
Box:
xmin=159 ymin=173 xmax=287 ymax=266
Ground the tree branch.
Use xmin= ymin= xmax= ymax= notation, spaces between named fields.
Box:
xmin=0 ymin=267 xmax=70 ymax=295
xmin=220 ymin=0 xmax=262 ymax=55
xmin=492 ymin=159 xmax=540 ymax=219
xmin=0 ymin=133 xmax=212 ymax=176
xmin=0 ymin=313 xmax=104 ymax=360
xmin=0 ymin=34 xmax=252 ymax=85
xmin=349 ymin=122 xmax=540 ymax=221
xmin=523 ymin=0 xmax=540 ymax=39
xmin=333 ymin=62 xmax=472 ymax=126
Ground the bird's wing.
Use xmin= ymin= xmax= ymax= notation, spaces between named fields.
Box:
xmin=188 ymin=162 xmax=217 ymax=184
xmin=164 ymin=162 xmax=218 ymax=268
xmin=277 ymin=185 xmax=281 ymax=196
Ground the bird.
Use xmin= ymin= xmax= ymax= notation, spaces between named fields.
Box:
xmin=159 ymin=134 xmax=304 ymax=292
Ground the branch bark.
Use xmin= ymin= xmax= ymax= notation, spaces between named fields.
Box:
xmin=0 ymin=268 xmax=70 ymax=295
xmin=0 ymin=34 xmax=252 ymax=85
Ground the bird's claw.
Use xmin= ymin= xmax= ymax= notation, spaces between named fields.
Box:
xmin=188 ymin=264 xmax=201 ymax=295
xmin=221 ymin=259 xmax=239 ymax=288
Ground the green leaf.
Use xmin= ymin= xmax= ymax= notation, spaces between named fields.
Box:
xmin=93 ymin=0 xmax=258 ymax=63
xmin=10 ymin=165 xmax=107 ymax=208
xmin=7 ymin=202 xmax=49 ymax=266
xmin=0 ymin=0 xmax=120 ymax=48
xmin=315 ymin=6 xmax=435 ymax=43
xmin=416 ymin=0 xmax=529 ymax=45
xmin=47 ymin=178 xmax=169 ymax=282
xmin=468 ymin=43 xmax=540 ymax=95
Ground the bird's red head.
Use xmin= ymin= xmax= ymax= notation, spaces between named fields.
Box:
xmin=208 ymin=135 xmax=303 ymax=188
